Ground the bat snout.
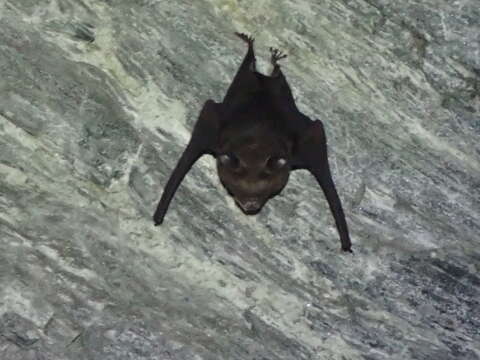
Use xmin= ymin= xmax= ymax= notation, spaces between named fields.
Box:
xmin=235 ymin=198 xmax=262 ymax=215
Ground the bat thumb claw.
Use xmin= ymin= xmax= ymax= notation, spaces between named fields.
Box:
xmin=342 ymin=247 xmax=353 ymax=254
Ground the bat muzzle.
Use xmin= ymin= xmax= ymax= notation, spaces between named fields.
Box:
xmin=235 ymin=198 xmax=262 ymax=215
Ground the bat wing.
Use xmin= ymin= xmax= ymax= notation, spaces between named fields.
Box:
xmin=264 ymin=67 xmax=352 ymax=252
xmin=153 ymin=100 xmax=222 ymax=225
xmin=293 ymin=120 xmax=352 ymax=252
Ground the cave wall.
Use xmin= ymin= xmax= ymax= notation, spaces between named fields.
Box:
xmin=0 ymin=0 xmax=479 ymax=359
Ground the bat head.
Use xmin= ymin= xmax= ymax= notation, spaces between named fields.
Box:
xmin=216 ymin=137 xmax=291 ymax=215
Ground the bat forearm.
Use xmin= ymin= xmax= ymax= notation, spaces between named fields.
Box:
xmin=327 ymin=193 xmax=352 ymax=252
xmin=316 ymin=171 xmax=352 ymax=252
xmin=153 ymin=100 xmax=220 ymax=226
xmin=153 ymin=177 xmax=176 ymax=225
xmin=153 ymin=145 xmax=199 ymax=225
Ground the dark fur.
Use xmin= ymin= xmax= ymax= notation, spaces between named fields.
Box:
xmin=153 ymin=33 xmax=352 ymax=252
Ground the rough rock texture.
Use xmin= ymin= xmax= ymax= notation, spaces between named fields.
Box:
xmin=1 ymin=0 xmax=479 ymax=359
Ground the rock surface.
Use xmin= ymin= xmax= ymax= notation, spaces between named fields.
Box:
xmin=1 ymin=0 xmax=479 ymax=359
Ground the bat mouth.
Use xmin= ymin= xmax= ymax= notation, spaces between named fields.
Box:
xmin=235 ymin=198 xmax=262 ymax=215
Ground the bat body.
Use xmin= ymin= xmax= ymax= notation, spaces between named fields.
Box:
xmin=154 ymin=33 xmax=352 ymax=252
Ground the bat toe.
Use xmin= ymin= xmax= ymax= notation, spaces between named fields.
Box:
xmin=235 ymin=32 xmax=254 ymax=44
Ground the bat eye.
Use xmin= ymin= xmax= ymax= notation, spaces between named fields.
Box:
xmin=218 ymin=153 xmax=239 ymax=168
xmin=267 ymin=156 xmax=287 ymax=170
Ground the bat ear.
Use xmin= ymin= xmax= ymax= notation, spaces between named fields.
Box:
xmin=153 ymin=100 xmax=222 ymax=225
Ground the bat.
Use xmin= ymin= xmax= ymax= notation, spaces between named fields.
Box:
xmin=153 ymin=33 xmax=352 ymax=252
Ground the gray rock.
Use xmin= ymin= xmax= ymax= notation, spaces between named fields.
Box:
xmin=0 ymin=0 xmax=479 ymax=359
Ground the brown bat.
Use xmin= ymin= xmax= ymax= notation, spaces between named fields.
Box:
xmin=153 ymin=33 xmax=352 ymax=252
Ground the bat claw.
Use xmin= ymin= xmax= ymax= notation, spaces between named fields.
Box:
xmin=269 ymin=47 xmax=288 ymax=65
xmin=235 ymin=32 xmax=255 ymax=45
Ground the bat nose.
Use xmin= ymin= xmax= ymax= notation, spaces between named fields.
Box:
xmin=236 ymin=198 xmax=261 ymax=214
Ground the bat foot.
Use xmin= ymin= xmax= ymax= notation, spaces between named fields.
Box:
xmin=342 ymin=247 xmax=353 ymax=254
xmin=269 ymin=47 xmax=287 ymax=65
xmin=235 ymin=32 xmax=255 ymax=45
